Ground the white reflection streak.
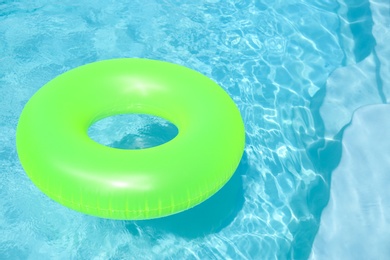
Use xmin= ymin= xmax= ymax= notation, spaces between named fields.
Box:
xmin=109 ymin=175 xmax=153 ymax=191
xmin=119 ymin=76 xmax=163 ymax=96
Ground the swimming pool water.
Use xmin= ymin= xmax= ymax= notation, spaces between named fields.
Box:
xmin=1 ymin=0 xmax=389 ymax=259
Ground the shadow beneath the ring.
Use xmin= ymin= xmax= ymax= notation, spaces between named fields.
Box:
xmin=124 ymin=152 xmax=248 ymax=240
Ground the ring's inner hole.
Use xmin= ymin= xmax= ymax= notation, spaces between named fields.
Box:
xmin=87 ymin=114 xmax=179 ymax=150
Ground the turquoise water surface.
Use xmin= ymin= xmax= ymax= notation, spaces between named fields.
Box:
xmin=1 ymin=0 xmax=389 ymax=259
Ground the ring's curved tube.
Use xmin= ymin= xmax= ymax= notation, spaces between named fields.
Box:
xmin=16 ymin=58 xmax=245 ymax=220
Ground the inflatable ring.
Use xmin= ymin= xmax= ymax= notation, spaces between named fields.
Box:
xmin=16 ymin=58 xmax=245 ymax=220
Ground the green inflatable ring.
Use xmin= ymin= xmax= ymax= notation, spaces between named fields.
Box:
xmin=16 ymin=58 xmax=245 ymax=220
